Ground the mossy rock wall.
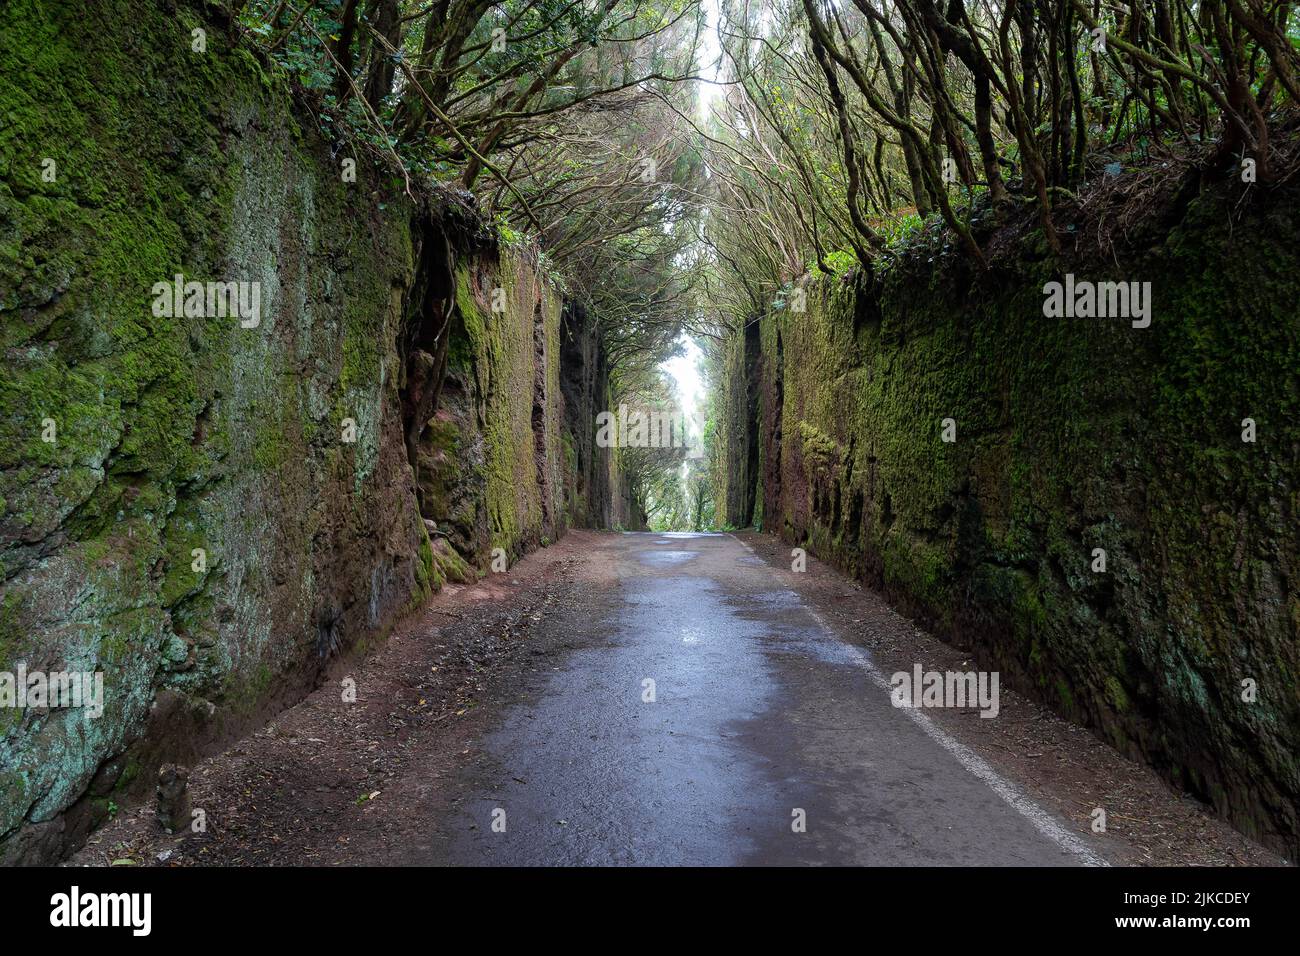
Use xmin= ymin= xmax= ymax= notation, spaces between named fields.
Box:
xmin=719 ymin=181 xmax=1300 ymax=855
xmin=557 ymin=300 xmax=639 ymax=529
xmin=0 ymin=0 xmax=587 ymax=862
xmin=0 ymin=0 xmax=431 ymax=861
xmin=713 ymin=319 xmax=760 ymax=530
xmin=419 ymin=244 xmax=568 ymax=570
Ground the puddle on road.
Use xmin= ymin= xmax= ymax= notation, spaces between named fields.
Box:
xmin=637 ymin=549 xmax=698 ymax=567
xmin=729 ymin=589 xmax=871 ymax=668
xmin=739 ymin=590 xmax=802 ymax=609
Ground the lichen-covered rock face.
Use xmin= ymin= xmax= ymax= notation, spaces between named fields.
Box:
xmin=0 ymin=0 xmax=432 ymax=861
xmin=417 ymin=246 xmax=572 ymax=572
xmin=717 ymin=182 xmax=1300 ymax=856
xmin=0 ymin=0 xmax=488 ymax=863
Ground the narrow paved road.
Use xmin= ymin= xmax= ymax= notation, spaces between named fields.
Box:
xmin=434 ymin=532 xmax=1098 ymax=866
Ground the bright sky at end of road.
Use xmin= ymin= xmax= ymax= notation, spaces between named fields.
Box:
xmin=663 ymin=335 xmax=705 ymax=454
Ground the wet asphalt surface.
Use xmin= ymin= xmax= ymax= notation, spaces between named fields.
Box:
xmin=439 ymin=532 xmax=1088 ymax=865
